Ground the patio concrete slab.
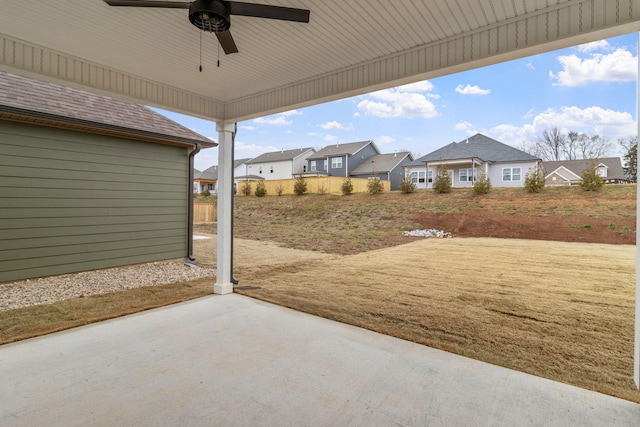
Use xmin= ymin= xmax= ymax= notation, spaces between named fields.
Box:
xmin=0 ymin=294 xmax=638 ymax=426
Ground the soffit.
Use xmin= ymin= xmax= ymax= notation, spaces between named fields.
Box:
xmin=0 ymin=1 xmax=638 ymax=122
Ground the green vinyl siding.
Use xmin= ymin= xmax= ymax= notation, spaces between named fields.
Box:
xmin=0 ymin=121 xmax=190 ymax=282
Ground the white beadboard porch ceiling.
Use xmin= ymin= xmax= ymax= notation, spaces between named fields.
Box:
xmin=0 ymin=0 xmax=638 ymax=122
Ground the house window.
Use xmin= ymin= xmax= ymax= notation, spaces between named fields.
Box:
xmin=259 ymin=166 xmax=263 ymax=174
xmin=310 ymin=160 xmax=317 ymax=171
xmin=426 ymin=170 xmax=432 ymax=183
xmin=502 ymin=167 xmax=521 ymax=181
xmin=460 ymin=168 xmax=475 ymax=182
xmin=597 ymin=167 xmax=606 ymax=177
xmin=411 ymin=172 xmax=418 ymax=184
xmin=323 ymin=160 xmax=328 ymax=171
xmin=418 ymin=171 xmax=426 ymax=183
xmin=331 ymin=157 xmax=343 ymax=169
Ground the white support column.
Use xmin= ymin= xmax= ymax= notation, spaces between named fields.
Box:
xmin=635 ymin=32 xmax=640 ymax=389
xmin=214 ymin=122 xmax=235 ymax=295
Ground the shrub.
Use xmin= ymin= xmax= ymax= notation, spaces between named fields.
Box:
xmin=293 ymin=176 xmax=307 ymax=196
xmin=254 ymin=181 xmax=267 ymax=197
xmin=240 ymin=181 xmax=252 ymax=196
xmin=201 ymin=189 xmax=211 ymax=197
xmin=579 ymin=161 xmax=604 ymax=191
xmin=341 ymin=177 xmax=354 ymax=195
xmin=524 ymin=165 xmax=546 ymax=193
xmin=274 ymin=184 xmax=284 ymax=196
xmin=367 ymin=177 xmax=384 ymax=195
xmin=473 ymin=172 xmax=491 ymax=195
xmin=432 ymin=164 xmax=452 ymax=194
xmin=399 ymin=172 xmax=416 ymax=193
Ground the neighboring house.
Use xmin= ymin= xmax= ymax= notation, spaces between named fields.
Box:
xmin=305 ymin=141 xmax=380 ymax=177
xmin=350 ymin=152 xmax=414 ymax=190
xmin=405 ymin=134 xmax=540 ymax=189
xmin=245 ymin=148 xmax=315 ymax=179
xmin=193 ymin=168 xmax=201 ymax=193
xmin=543 ymin=158 xmax=629 ymax=186
xmin=233 ymin=158 xmax=252 ymax=180
xmin=194 ymin=158 xmax=255 ymax=193
xmin=194 ymin=165 xmax=218 ymax=193
xmin=0 ymin=71 xmax=215 ymax=282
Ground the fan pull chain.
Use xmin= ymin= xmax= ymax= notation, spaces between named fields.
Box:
xmin=199 ymin=30 xmax=203 ymax=72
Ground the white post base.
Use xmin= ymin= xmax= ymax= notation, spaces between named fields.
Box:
xmin=214 ymin=283 xmax=234 ymax=295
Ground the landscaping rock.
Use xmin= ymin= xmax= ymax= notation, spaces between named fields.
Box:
xmin=403 ymin=229 xmax=453 ymax=238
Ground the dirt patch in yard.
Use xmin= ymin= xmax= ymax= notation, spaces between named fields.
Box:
xmin=413 ymin=211 xmax=635 ymax=244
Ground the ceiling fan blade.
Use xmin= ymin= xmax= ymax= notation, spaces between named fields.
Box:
xmin=103 ymin=1 xmax=191 ymax=8
xmin=228 ymin=2 xmax=310 ymax=23
xmin=216 ymin=30 xmax=239 ymax=54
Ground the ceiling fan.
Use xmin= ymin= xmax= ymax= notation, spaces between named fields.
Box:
xmin=103 ymin=1 xmax=310 ymax=55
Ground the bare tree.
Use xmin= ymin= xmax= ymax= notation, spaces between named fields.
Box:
xmin=578 ymin=134 xmax=612 ymax=159
xmin=535 ymin=127 xmax=565 ymax=161
xmin=536 ymin=128 xmax=612 ymax=161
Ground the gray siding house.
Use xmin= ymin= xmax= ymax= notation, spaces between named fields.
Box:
xmin=351 ymin=152 xmax=413 ymax=190
xmin=0 ymin=71 xmax=214 ymax=282
xmin=542 ymin=158 xmax=629 ymax=185
xmin=405 ymin=134 xmax=540 ymax=189
xmin=305 ymin=141 xmax=379 ymax=177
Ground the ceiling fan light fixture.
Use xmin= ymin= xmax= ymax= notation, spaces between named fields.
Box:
xmin=189 ymin=0 xmax=230 ymax=32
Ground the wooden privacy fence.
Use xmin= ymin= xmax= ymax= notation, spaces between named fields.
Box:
xmin=237 ymin=176 xmax=390 ymax=196
xmin=193 ymin=202 xmax=215 ymax=223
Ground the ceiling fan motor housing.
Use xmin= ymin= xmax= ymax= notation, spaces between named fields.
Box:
xmin=189 ymin=0 xmax=230 ymax=32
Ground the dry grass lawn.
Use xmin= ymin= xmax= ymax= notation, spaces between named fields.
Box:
xmin=229 ymin=237 xmax=639 ymax=403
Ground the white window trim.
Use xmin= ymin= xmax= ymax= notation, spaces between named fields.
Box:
xmin=502 ymin=167 xmax=522 ymax=182
xmin=460 ymin=168 xmax=475 ymax=182
xmin=331 ymin=157 xmax=343 ymax=169
xmin=310 ymin=160 xmax=317 ymax=171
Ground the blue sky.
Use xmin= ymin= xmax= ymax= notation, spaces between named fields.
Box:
xmin=153 ymin=33 xmax=638 ymax=171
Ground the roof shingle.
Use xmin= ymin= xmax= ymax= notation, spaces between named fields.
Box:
xmin=308 ymin=141 xmax=378 ymax=160
xmin=0 ymin=71 xmax=213 ymax=146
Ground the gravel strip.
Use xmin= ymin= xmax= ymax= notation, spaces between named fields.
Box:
xmin=0 ymin=261 xmax=216 ymax=312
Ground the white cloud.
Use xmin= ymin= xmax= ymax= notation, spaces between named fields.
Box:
xmin=235 ymin=141 xmax=278 ymax=156
xmin=397 ymin=80 xmax=435 ymax=93
xmin=455 ymin=84 xmax=491 ymax=95
xmin=252 ymin=109 xmax=302 ymax=126
xmin=550 ymin=48 xmax=638 ymax=86
xmin=320 ymin=120 xmax=354 ymax=130
xmin=488 ymin=105 xmax=637 ymax=145
xmin=323 ymin=134 xmax=338 ymax=143
xmin=239 ymin=125 xmax=257 ymax=131
xmin=253 ymin=116 xmax=292 ymax=126
xmin=377 ymin=135 xmax=396 ymax=145
xmin=357 ymin=83 xmax=439 ymax=119
xmin=526 ymin=63 xmax=535 ymax=70
xmin=577 ymin=40 xmax=610 ymax=53
xmin=454 ymin=121 xmax=477 ymax=134
xmin=281 ymin=109 xmax=303 ymax=116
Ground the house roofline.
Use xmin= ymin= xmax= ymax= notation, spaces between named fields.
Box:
xmin=0 ymin=106 xmax=216 ymax=148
